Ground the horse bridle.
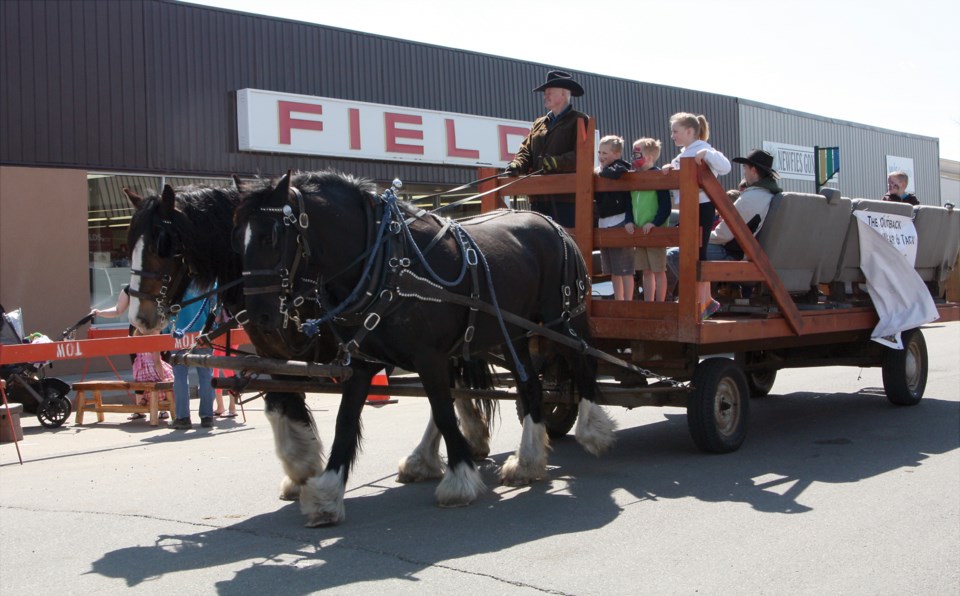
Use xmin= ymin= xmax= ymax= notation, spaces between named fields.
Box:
xmin=240 ymin=187 xmax=319 ymax=329
xmin=128 ymin=219 xmax=189 ymax=317
xmin=129 ymin=219 xmax=239 ymax=321
xmin=239 ymin=178 xmax=402 ymax=367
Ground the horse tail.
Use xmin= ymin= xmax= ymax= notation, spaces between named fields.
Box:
xmin=449 ymin=356 xmax=499 ymax=423
xmin=449 ymin=357 xmax=498 ymax=459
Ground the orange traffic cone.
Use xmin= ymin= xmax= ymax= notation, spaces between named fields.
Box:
xmin=366 ymin=371 xmax=398 ymax=406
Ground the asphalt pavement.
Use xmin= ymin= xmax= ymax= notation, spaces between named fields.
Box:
xmin=1 ymin=323 xmax=958 ymax=595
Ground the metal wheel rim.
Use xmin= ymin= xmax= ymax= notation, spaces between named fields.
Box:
xmin=904 ymin=341 xmax=922 ymax=392
xmin=714 ymin=377 xmax=742 ymax=436
xmin=40 ymin=398 xmax=68 ymax=422
xmin=751 ymin=370 xmax=775 ymax=387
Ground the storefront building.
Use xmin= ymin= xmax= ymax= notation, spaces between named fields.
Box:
xmin=0 ymin=0 xmax=943 ymax=365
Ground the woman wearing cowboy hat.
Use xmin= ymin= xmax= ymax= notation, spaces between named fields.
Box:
xmin=711 ymin=149 xmax=782 ymax=259
xmin=505 ymin=70 xmax=589 ymax=227
xmin=666 ymin=148 xmax=782 ymax=306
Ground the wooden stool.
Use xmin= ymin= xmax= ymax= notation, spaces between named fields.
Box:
xmin=72 ymin=381 xmax=175 ymax=426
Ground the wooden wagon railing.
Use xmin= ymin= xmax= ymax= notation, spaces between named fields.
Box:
xmin=477 ymin=117 xmax=958 ymax=354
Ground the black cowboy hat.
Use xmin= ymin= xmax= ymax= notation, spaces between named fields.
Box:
xmin=532 ymin=70 xmax=584 ymax=97
xmin=732 ymin=149 xmax=779 ymax=179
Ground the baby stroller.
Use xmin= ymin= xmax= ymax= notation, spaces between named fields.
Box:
xmin=1 ymin=306 xmax=74 ymax=428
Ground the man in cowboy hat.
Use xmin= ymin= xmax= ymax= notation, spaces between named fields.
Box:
xmin=505 ymin=70 xmax=588 ymax=227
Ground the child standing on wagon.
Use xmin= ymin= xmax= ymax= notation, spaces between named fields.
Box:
xmin=662 ymin=113 xmax=731 ymax=319
xmin=630 ymin=138 xmax=672 ymax=302
xmin=594 ymin=135 xmax=636 ymax=300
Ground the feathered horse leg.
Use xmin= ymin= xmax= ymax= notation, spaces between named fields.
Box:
xmin=569 ymin=333 xmax=616 ymax=456
xmin=416 ymin=352 xmax=486 ymax=507
xmin=299 ymin=365 xmax=375 ymax=527
xmin=263 ymin=391 xmax=325 ymax=501
xmin=397 ymin=421 xmax=444 ymax=483
xmin=453 ymin=357 xmax=496 ymax=461
xmin=501 ymin=341 xmax=550 ymax=486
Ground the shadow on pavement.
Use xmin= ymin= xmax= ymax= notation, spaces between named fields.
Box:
xmin=88 ymin=390 xmax=958 ymax=591
xmin=568 ymin=390 xmax=959 ymax=515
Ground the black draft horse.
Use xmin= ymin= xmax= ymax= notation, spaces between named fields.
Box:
xmin=235 ymin=170 xmax=616 ymax=526
xmin=124 ymin=184 xmax=243 ymax=334
xmin=124 ymin=182 xmax=495 ymax=513
xmin=124 ymin=182 xmax=337 ymax=498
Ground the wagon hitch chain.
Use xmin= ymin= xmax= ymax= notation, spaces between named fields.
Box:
xmin=583 ymin=346 xmax=687 ymax=389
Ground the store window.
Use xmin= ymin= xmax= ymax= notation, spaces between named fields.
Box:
xmin=87 ymin=173 xmax=231 ymax=327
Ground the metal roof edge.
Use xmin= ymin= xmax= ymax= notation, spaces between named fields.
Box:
xmin=737 ymin=98 xmax=940 ymax=144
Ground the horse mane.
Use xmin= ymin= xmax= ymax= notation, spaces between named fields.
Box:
xmin=127 ymin=185 xmax=241 ymax=292
xmin=235 ymin=170 xmax=379 ymax=224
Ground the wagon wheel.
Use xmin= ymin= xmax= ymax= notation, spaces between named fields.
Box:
xmin=515 ymin=356 xmax=578 ymax=439
xmin=687 ymin=357 xmax=749 ymax=453
xmin=734 ymin=352 xmax=776 ymax=398
xmin=747 ymin=369 xmax=777 ymax=397
xmin=882 ymin=328 xmax=927 ymax=406
xmin=37 ymin=383 xmax=72 ymax=428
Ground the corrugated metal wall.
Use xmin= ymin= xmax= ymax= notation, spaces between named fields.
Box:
xmin=4 ymin=0 xmax=938 ymax=198
xmin=0 ymin=0 xmax=739 ymax=188
xmin=738 ymin=101 xmax=941 ymax=204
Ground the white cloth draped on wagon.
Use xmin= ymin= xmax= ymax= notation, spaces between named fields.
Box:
xmin=854 ymin=211 xmax=938 ymax=348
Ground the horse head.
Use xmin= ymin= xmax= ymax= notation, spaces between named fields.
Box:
xmin=125 ymin=183 xmax=240 ymax=334
xmin=125 ymin=185 xmax=194 ymax=333
xmin=234 ymin=170 xmax=374 ymax=359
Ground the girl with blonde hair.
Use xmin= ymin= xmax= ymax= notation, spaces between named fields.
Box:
xmin=662 ymin=113 xmax=731 ymax=319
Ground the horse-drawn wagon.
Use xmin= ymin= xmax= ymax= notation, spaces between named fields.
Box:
xmin=464 ymin=118 xmax=960 ymax=454
xmin=120 ymin=117 xmax=958 ymax=525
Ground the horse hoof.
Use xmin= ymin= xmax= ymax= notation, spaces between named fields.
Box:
xmin=397 ymin=455 xmax=443 ymax=484
xmin=575 ymin=401 xmax=617 ymax=456
xmin=305 ymin=512 xmax=342 ymax=527
xmin=437 ymin=500 xmax=471 ymax=509
xmin=500 ymin=454 xmax=545 ymax=486
xmin=300 ymin=471 xmax=345 ymax=527
xmin=279 ymin=476 xmax=301 ymax=501
xmin=435 ymin=463 xmax=485 ymax=507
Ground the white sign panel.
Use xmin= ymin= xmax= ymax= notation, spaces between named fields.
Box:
xmin=885 ymin=155 xmax=915 ymax=193
xmin=853 ymin=210 xmax=918 ymax=266
xmin=762 ymin=141 xmax=818 ymax=182
xmin=237 ymin=89 xmax=532 ymax=167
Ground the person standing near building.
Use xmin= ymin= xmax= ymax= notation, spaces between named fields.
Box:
xmin=661 ymin=112 xmax=731 ymax=319
xmin=212 ymin=309 xmax=239 ymax=419
xmin=168 ymin=283 xmax=216 ymax=430
xmin=883 ymin=171 xmax=919 ymax=205
xmin=505 ymin=70 xmax=589 ymax=227
xmin=631 ymin=137 xmax=672 ymax=302
xmin=595 ymin=135 xmax=636 ymax=301
xmin=92 ymin=285 xmax=171 ymax=420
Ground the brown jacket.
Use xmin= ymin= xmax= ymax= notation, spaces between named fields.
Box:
xmin=512 ymin=106 xmax=589 ymax=174
xmin=511 ymin=105 xmax=588 ymax=226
